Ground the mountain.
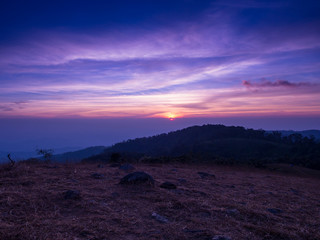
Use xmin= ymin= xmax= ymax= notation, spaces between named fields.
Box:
xmin=51 ymin=146 xmax=106 ymax=162
xmin=85 ymin=124 xmax=320 ymax=169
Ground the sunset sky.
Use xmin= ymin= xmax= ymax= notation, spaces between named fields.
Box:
xmin=0 ymin=0 xmax=320 ymax=152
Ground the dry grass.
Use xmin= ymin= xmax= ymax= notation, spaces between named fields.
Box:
xmin=0 ymin=161 xmax=319 ymax=240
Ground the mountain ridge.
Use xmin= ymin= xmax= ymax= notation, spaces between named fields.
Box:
xmin=85 ymin=124 xmax=320 ymax=169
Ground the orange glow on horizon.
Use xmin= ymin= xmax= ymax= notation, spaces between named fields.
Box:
xmin=167 ymin=113 xmax=177 ymax=121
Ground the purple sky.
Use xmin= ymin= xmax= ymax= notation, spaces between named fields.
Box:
xmin=0 ymin=0 xmax=320 ymax=151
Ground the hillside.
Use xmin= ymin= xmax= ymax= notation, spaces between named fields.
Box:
xmin=52 ymin=146 xmax=106 ymax=162
xmin=0 ymin=161 xmax=319 ymax=240
xmin=86 ymin=125 xmax=320 ymax=169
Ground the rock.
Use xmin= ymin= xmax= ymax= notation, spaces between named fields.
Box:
xmin=79 ymin=230 xmax=92 ymax=237
xmin=290 ymin=188 xmax=299 ymax=195
xmin=120 ymin=171 xmax=154 ymax=186
xmin=91 ymin=173 xmax=104 ymax=179
xmin=183 ymin=229 xmax=205 ymax=233
xmin=198 ymin=172 xmax=216 ymax=179
xmin=151 ymin=212 xmax=169 ymax=223
xmin=172 ymin=189 xmax=185 ymax=195
xmin=63 ymin=190 xmax=81 ymax=200
xmin=212 ymin=236 xmax=232 ymax=240
xmin=267 ymin=208 xmax=283 ymax=214
xmin=226 ymin=208 xmax=239 ymax=216
xmin=21 ymin=181 xmax=35 ymax=186
xmin=68 ymin=179 xmax=78 ymax=183
xmin=160 ymin=181 xmax=177 ymax=189
xmin=178 ymin=178 xmax=187 ymax=184
xmin=194 ymin=190 xmax=208 ymax=197
xmin=197 ymin=211 xmax=211 ymax=218
xmin=248 ymin=186 xmax=255 ymax=194
xmin=111 ymin=192 xmax=120 ymax=198
xmin=119 ymin=163 xmax=135 ymax=171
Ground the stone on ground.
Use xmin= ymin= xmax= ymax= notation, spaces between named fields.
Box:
xmin=63 ymin=190 xmax=81 ymax=200
xmin=151 ymin=212 xmax=169 ymax=223
xmin=120 ymin=171 xmax=154 ymax=186
xmin=160 ymin=181 xmax=177 ymax=189
xmin=198 ymin=172 xmax=216 ymax=179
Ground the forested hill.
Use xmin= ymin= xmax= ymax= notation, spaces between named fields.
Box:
xmin=85 ymin=125 xmax=320 ymax=169
xmin=276 ymin=130 xmax=320 ymax=139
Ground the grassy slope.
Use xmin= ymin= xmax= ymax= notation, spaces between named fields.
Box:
xmin=0 ymin=162 xmax=319 ymax=240
xmin=52 ymin=146 xmax=106 ymax=162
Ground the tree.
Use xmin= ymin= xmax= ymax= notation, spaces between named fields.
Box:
xmin=36 ymin=149 xmax=54 ymax=162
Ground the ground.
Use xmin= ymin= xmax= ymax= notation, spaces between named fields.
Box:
xmin=0 ymin=162 xmax=319 ymax=240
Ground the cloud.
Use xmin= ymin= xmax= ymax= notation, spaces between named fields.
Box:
xmin=1 ymin=3 xmax=319 ymax=68
xmin=176 ymin=103 xmax=211 ymax=110
xmin=0 ymin=106 xmax=13 ymax=112
xmin=242 ymin=80 xmax=314 ymax=88
xmin=0 ymin=3 xmax=320 ymax=118
xmin=214 ymin=0 xmax=286 ymax=9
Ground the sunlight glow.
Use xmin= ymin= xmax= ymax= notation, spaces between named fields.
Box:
xmin=167 ymin=113 xmax=176 ymax=121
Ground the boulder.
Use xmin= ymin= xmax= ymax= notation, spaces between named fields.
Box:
xmin=119 ymin=163 xmax=135 ymax=171
xmin=63 ymin=190 xmax=81 ymax=200
xmin=267 ymin=208 xmax=283 ymax=214
xmin=198 ymin=172 xmax=216 ymax=179
xmin=111 ymin=192 xmax=120 ymax=198
xmin=178 ymin=178 xmax=187 ymax=184
xmin=160 ymin=181 xmax=177 ymax=189
xmin=120 ymin=171 xmax=154 ymax=186
xmin=91 ymin=173 xmax=104 ymax=179
xmin=226 ymin=208 xmax=239 ymax=216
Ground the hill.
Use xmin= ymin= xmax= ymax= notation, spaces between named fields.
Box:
xmin=51 ymin=146 xmax=106 ymax=162
xmin=85 ymin=125 xmax=320 ymax=169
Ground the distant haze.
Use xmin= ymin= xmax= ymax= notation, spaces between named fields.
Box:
xmin=1 ymin=117 xmax=319 ymax=153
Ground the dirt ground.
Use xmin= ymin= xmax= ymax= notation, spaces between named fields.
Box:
xmin=0 ymin=161 xmax=319 ymax=240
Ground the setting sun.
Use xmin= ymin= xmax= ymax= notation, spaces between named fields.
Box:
xmin=167 ymin=113 xmax=176 ymax=121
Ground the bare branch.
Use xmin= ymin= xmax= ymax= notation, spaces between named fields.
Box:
xmin=7 ymin=154 xmax=15 ymax=169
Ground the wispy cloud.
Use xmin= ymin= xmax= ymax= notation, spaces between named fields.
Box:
xmin=0 ymin=106 xmax=13 ymax=112
xmin=242 ymin=80 xmax=315 ymax=88
xmin=0 ymin=3 xmax=319 ymax=118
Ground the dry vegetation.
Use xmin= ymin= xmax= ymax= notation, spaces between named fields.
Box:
xmin=0 ymin=161 xmax=319 ymax=240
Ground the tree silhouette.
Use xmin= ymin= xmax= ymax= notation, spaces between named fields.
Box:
xmin=36 ymin=149 xmax=54 ymax=162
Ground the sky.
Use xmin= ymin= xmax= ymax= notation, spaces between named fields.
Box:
xmin=0 ymin=0 xmax=320 ymax=152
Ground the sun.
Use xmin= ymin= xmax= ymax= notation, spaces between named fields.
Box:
xmin=167 ymin=113 xmax=176 ymax=121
